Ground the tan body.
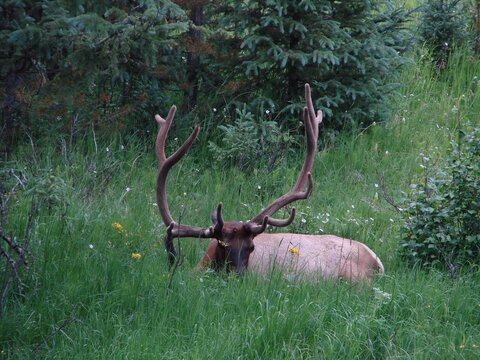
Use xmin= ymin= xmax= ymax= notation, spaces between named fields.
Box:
xmin=251 ymin=233 xmax=384 ymax=282
xmin=198 ymin=233 xmax=383 ymax=282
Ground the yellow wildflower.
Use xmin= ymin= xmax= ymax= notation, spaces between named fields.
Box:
xmin=112 ymin=222 xmax=123 ymax=231
xmin=131 ymin=253 xmax=142 ymax=259
xmin=288 ymin=246 xmax=300 ymax=255
xmin=459 ymin=345 xmax=465 ymax=349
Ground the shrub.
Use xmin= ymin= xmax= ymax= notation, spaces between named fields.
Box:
xmin=208 ymin=106 xmax=295 ymax=171
xmin=399 ymin=127 xmax=480 ymax=271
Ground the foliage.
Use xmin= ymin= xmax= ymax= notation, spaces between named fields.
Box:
xmin=418 ymin=0 xmax=468 ymax=66
xmin=399 ymin=127 xmax=480 ymax=270
xmin=474 ymin=0 xmax=480 ymax=53
xmin=0 ymin=0 xmax=187 ymax=143
xmin=1 ymin=0 xmax=416 ymax=151
xmin=214 ymin=0 xmax=413 ymax=130
xmin=208 ymin=106 xmax=295 ymax=170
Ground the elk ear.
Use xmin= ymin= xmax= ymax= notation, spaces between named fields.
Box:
xmin=211 ymin=203 xmax=224 ymax=235
xmin=211 ymin=208 xmax=218 ymax=224
xmin=211 ymin=202 xmax=224 ymax=223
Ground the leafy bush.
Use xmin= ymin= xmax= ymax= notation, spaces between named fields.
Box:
xmin=399 ymin=127 xmax=480 ymax=270
xmin=208 ymin=106 xmax=295 ymax=170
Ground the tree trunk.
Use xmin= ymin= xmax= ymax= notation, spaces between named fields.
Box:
xmin=184 ymin=4 xmax=204 ymax=112
xmin=1 ymin=71 xmax=21 ymax=145
xmin=474 ymin=1 xmax=480 ymax=54
xmin=285 ymin=7 xmax=301 ymax=110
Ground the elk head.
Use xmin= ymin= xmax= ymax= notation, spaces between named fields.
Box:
xmin=155 ymin=84 xmax=322 ymax=273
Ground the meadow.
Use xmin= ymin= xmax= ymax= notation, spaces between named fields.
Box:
xmin=1 ymin=49 xmax=480 ymax=359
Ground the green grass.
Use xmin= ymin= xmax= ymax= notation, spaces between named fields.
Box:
xmin=1 ymin=49 xmax=480 ymax=359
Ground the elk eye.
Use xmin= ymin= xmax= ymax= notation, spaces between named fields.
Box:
xmin=247 ymin=245 xmax=255 ymax=253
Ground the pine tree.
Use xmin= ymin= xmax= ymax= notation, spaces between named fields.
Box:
xmin=216 ymin=0 xmax=411 ymax=130
xmin=1 ymin=0 xmax=186 ymax=143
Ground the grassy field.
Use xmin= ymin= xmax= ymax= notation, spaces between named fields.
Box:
xmin=1 ymin=49 xmax=480 ymax=359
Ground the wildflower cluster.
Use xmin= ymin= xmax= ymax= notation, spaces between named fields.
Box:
xmin=288 ymin=246 xmax=300 ymax=256
xmin=112 ymin=222 xmax=123 ymax=232
xmin=112 ymin=222 xmax=129 ymax=237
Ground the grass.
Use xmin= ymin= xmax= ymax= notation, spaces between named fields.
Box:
xmin=1 ymin=49 xmax=480 ymax=359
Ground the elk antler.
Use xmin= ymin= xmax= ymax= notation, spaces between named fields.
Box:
xmin=246 ymin=83 xmax=322 ymax=229
xmin=155 ymin=106 xmax=220 ymax=263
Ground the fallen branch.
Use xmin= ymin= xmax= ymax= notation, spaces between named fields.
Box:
xmin=0 ymin=199 xmax=38 ymax=317
xmin=378 ymin=175 xmax=403 ymax=213
xmin=31 ymin=304 xmax=78 ymax=354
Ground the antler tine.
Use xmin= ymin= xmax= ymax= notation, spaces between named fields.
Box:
xmin=155 ymin=108 xmax=216 ymax=241
xmin=155 ymin=105 xmax=177 ymax=165
xmin=246 ymin=215 xmax=269 ymax=235
xmin=248 ymin=83 xmax=321 ymax=227
xmin=267 ymin=208 xmax=296 ymax=227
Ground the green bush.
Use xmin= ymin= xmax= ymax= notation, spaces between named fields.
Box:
xmin=399 ymin=127 xmax=480 ymax=270
xmin=208 ymin=106 xmax=295 ymax=171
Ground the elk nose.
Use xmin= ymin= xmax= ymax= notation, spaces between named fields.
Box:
xmin=236 ymin=268 xmax=245 ymax=277
xmin=234 ymin=262 xmax=245 ymax=276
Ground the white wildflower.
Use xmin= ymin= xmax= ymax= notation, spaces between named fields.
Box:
xmin=373 ymin=287 xmax=392 ymax=304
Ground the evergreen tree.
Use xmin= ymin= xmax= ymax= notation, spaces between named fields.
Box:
xmin=0 ymin=0 xmax=186 ymax=143
xmin=418 ymin=0 xmax=467 ymax=67
xmin=216 ymin=0 xmax=411 ymax=130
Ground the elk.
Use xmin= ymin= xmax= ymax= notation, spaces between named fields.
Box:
xmin=155 ymin=84 xmax=384 ymax=282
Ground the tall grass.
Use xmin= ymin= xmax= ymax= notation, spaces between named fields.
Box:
xmin=1 ymin=49 xmax=479 ymax=359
